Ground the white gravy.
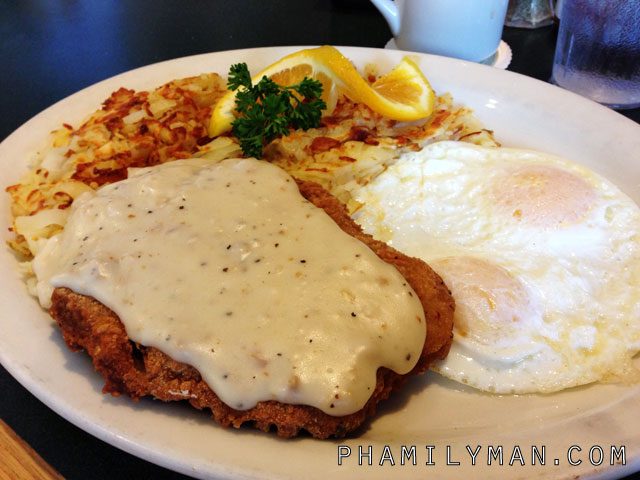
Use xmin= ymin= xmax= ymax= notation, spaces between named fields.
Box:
xmin=33 ymin=158 xmax=426 ymax=415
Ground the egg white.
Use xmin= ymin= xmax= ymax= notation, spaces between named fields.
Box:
xmin=353 ymin=141 xmax=640 ymax=394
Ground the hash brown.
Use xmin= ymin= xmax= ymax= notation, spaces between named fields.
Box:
xmin=6 ymin=74 xmax=497 ymax=260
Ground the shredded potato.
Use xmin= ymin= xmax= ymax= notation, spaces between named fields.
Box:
xmin=5 ymin=71 xmax=498 ymax=267
xmin=263 ymin=93 xmax=499 ymax=208
xmin=6 ymin=73 xmax=228 ymax=258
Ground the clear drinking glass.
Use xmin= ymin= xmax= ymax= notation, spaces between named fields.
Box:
xmin=550 ymin=0 xmax=640 ymax=109
xmin=504 ymin=0 xmax=555 ymax=28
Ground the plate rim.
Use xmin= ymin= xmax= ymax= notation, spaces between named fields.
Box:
xmin=1 ymin=45 xmax=639 ymax=480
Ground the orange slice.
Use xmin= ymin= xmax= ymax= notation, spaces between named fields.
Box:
xmin=209 ymin=46 xmax=435 ymax=138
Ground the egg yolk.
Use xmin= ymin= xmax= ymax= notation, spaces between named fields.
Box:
xmin=431 ymin=256 xmax=540 ymax=348
xmin=490 ymin=165 xmax=597 ymax=228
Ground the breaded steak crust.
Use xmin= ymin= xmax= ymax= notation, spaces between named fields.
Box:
xmin=48 ymin=179 xmax=454 ymax=438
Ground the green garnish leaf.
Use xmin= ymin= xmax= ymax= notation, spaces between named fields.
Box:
xmin=227 ymin=63 xmax=326 ymax=159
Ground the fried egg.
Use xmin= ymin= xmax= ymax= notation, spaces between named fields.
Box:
xmin=353 ymin=141 xmax=640 ymax=393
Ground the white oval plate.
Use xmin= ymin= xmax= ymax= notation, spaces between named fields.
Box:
xmin=1 ymin=46 xmax=639 ymax=480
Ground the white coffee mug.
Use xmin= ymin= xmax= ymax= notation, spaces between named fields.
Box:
xmin=371 ymin=0 xmax=509 ymax=62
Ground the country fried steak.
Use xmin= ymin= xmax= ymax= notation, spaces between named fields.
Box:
xmin=48 ymin=179 xmax=454 ymax=439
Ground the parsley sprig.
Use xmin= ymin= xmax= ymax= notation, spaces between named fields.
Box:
xmin=227 ymin=63 xmax=326 ymax=159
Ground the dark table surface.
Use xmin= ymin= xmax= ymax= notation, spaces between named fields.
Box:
xmin=1 ymin=1 xmax=638 ymax=479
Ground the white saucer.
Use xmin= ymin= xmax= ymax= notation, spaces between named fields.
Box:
xmin=384 ymin=38 xmax=512 ymax=70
